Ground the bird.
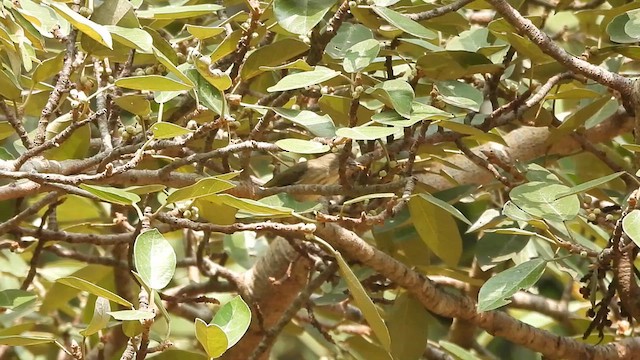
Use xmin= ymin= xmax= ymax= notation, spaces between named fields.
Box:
xmin=264 ymin=153 xmax=361 ymax=201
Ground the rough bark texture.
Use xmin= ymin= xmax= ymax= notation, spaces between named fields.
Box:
xmin=224 ymin=238 xmax=312 ymax=360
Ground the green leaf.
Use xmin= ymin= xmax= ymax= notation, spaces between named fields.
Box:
xmin=49 ymin=2 xmax=113 ymax=49
xmin=623 ymin=209 xmax=640 ymax=247
xmin=137 ymin=5 xmax=224 ymax=20
xmin=105 ymin=25 xmax=153 ymax=53
xmin=259 ymin=59 xmax=314 ymax=72
xmin=195 ymin=59 xmax=232 ymax=91
xmin=0 ymin=290 xmax=36 ymax=309
xmin=608 ymin=13 xmax=638 ymax=43
xmin=153 ymin=48 xmax=195 ymax=88
xmin=45 ymin=112 xmax=90 ymax=160
xmin=327 ymin=23 xmax=374 ymax=59
xmin=475 ymin=231 xmax=530 ymax=271
xmin=509 ymin=182 xmax=580 ymax=222
xmin=436 ymin=80 xmax=483 ymax=112
xmin=113 ymin=95 xmax=152 ymax=116
xmin=122 ymin=320 xmax=143 ymax=337
xmin=477 ymin=258 xmax=547 ymax=311
xmin=125 ymin=185 xmax=167 ymax=195
xmin=336 ymin=126 xmax=399 ymax=140
xmin=150 ymin=122 xmax=193 ymax=139
xmin=211 ymin=194 xmax=293 ymax=216
xmin=108 ymin=309 xmax=155 ymax=321
xmin=275 ymin=139 xmax=330 ymax=154
xmin=273 ymin=108 xmax=336 ymax=138
xmin=186 ymin=25 xmax=225 ymax=40
xmin=57 ymin=276 xmax=133 ymax=308
xmin=440 ymin=341 xmax=483 ymax=360
xmin=372 ymin=6 xmax=436 ymax=39
xmin=267 ymin=66 xmax=341 ymax=92
xmin=553 ymin=96 xmax=612 ymax=137
xmin=273 ymin=0 xmax=337 ymax=35
xmin=32 ymin=52 xmax=65 ymax=84
xmin=115 ymin=75 xmax=192 ymax=91
xmin=334 ymin=250 xmax=391 ymax=352
xmin=502 ymin=200 xmax=538 ymax=221
xmin=185 ymin=68 xmax=226 ymax=115
xmin=343 ymin=193 xmax=396 ymax=206
xmin=195 ymin=318 xmax=229 ymax=358
xmin=0 ymin=122 xmax=17 ymax=141
xmin=81 ymin=297 xmax=111 ymax=336
xmin=211 ymin=296 xmax=251 ymax=347
xmin=241 ymin=38 xmax=310 ymax=80
xmin=417 ymin=193 xmax=471 ymax=225
xmin=416 ymin=51 xmax=501 ymax=80
xmin=133 ymin=229 xmax=177 ymax=290
xmin=0 ymin=335 xmax=55 ymax=346
xmin=622 ymin=143 xmax=640 ymax=152
xmin=372 ymin=102 xmax=453 ymax=127
xmin=625 ymin=11 xmax=640 ymax=38
xmin=0 ymin=68 xmax=23 ymax=100
xmin=79 ymin=184 xmax=141 ymax=206
xmin=166 ymin=177 xmax=236 ymax=204
xmin=366 ymin=79 xmax=414 ymax=118
xmin=408 ymin=195 xmax=462 ymax=266
xmin=343 ymin=39 xmax=380 ymax=73
xmin=387 ymin=292 xmax=430 ymax=360
xmin=555 ymin=172 xmax=625 ymax=199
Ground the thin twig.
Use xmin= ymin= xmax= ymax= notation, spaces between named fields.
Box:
xmin=0 ymin=97 xmax=31 ymax=148
xmin=35 ymin=30 xmax=78 ymax=146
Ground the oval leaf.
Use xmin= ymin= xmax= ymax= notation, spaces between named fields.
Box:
xmin=273 ymin=0 xmax=337 ymax=35
xmin=366 ymin=79 xmax=415 ymax=118
xmin=166 ymin=177 xmax=236 ymax=204
xmin=151 ymin=122 xmax=193 ymax=139
xmin=133 ymin=229 xmax=177 ymax=290
xmin=343 ymin=39 xmax=380 ymax=73
xmin=275 ymin=139 xmax=330 ymax=154
xmin=509 ymin=182 xmax=580 ymax=222
xmin=186 ymin=25 xmax=225 ymax=40
xmin=417 ymin=193 xmax=471 ymax=225
xmin=272 ymin=108 xmax=336 ymax=138
xmin=195 ymin=318 xmax=229 ymax=358
xmin=212 ymin=296 xmax=251 ymax=348
xmin=267 ymin=66 xmax=340 ymax=92
xmin=79 ymin=184 xmax=141 ymax=206
xmin=81 ymin=297 xmax=111 ymax=336
xmin=49 ymin=2 xmax=112 ymax=49
xmin=372 ymin=6 xmax=436 ymax=39
xmin=408 ymin=195 xmax=462 ymax=266
xmin=623 ymin=209 xmax=640 ymax=247
xmin=477 ymin=258 xmax=547 ymax=312
xmin=336 ymin=126 xmax=399 ymax=140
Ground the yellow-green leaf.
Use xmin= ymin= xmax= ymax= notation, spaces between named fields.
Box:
xmin=49 ymin=2 xmax=113 ymax=49
xmin=57 ymin=276 xmax=133 ymax=308
xmin=195 ymin=318 xmax=228 ymax=358
xmin=115 ymin=75 xmax=192 ymax=91
xmin=166 ymin=177 xmax=236 ymax=204
xmin=151 ymin=122 xmax=193 ymax=139
xmin=408 ymin=195 xmax=462 ymax=266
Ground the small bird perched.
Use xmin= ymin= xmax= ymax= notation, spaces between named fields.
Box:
xmin=264 ymin=153 xmax=361 ymax=201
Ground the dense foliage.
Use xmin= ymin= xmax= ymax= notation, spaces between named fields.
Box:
xmin=3 ymin=0 xmax=640 ymax=359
